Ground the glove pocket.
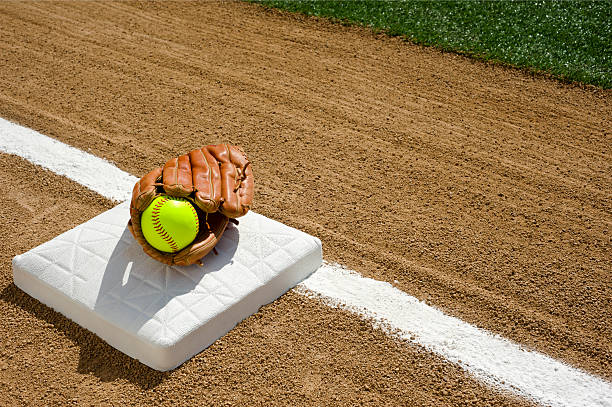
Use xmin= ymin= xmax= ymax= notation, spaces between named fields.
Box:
xmin=173 ymin=211 xmax=229 ymax=266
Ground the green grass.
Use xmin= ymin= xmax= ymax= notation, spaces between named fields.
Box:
xmin=253 ymin=1 xmax=612 ymax=88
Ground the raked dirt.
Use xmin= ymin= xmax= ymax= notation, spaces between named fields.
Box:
xmin=0 ymin=0 xmax=609 ymax=405
xmin=0 ymin=154 xmax=532 ymax=406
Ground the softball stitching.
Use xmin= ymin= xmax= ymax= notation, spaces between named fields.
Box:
xmin=150 ymin=197 xmax=199 ymax=252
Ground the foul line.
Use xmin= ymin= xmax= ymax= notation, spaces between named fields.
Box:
xmin=0 ymin=119 xmax=137 ymax=202
xmin=1 ymin=117 xmax=610 ymax=407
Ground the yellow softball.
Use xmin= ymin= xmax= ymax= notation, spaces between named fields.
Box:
xmin=141 ymin=196 xmax=199 ymax=253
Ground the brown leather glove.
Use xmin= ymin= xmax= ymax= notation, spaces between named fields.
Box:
xmin=128 ymin=144 xmax=254 ymax=266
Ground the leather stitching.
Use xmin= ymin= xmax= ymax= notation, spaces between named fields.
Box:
xmin=201 ymin=148 xmax=214 ymax=206
xmin=225 ymin=144 xmax=241 ymax=214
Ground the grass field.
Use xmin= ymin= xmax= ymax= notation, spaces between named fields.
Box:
xmin=254 ymin=0 xmax=612 ymax=88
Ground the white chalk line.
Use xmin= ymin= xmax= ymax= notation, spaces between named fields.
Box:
xmin=298 ymin=264 xmax=612 ymax=407
xmin=0 ymin=120 xmax=137 ymax=202
xmin=1 ymin=117 xmax=610 ymax=407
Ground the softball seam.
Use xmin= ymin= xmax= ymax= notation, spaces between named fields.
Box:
xmin=150 ymin=197 xmax=199 ymax=252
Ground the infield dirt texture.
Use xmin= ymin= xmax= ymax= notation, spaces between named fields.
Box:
xmin=0 ymin=1 xmax=610 ymax=406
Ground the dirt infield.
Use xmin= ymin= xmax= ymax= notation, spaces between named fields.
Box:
xmin=0 ymin=1 xmax=609 ymax=405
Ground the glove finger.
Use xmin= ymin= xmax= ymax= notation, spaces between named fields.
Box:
xmin=228 ymin=145 xmax=254 ymax=216
xmin=163 ymin=154 xmax=192 ymax=197
xmin=132 ymin=167 xmax=162 ymax=212
xmin=189 ymin=147 xmax=222 ymax=212
xmin=207 ymin=144 xmax=252 ymax=218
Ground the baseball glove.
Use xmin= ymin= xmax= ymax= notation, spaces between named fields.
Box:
xmin=128 ymin=144 xmax=254 ymax=266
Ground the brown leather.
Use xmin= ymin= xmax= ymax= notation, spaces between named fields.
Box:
xmin=163 ymin=144 xmax=254 ymax=218
xmin=128 ymin=144 xmax=253 ymax=266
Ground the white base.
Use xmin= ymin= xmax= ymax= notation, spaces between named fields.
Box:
xmin=12 ymin=202 xmax=322 ymax=371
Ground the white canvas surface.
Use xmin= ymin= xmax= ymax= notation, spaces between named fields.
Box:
xmin=12 ymin=202 xmax=322 ymax=371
